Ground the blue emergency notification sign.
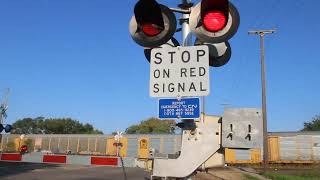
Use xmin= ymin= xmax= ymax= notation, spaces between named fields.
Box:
xmin=158 ymin=98 xmax=200 ymax=119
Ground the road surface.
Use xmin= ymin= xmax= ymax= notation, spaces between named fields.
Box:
xmin=0 ymin=162 xmax=149 ymax=180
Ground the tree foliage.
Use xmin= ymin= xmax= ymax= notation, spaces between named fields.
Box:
xmin=12 ymin=117 xmax=103 ymax=134
xmin=125 ymin=117 xmax=175 ymax=134
xmin=302 ymin=114 xmax=320 ymax=131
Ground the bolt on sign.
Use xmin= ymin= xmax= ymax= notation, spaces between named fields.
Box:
xmin=150 ymin=46 xmax=210 ymax=97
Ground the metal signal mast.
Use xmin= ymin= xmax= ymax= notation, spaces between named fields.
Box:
xmin=0 ymin=88 xmax=10 ymax=124
xmin=0 ymin=88 xmax=12 ymax=133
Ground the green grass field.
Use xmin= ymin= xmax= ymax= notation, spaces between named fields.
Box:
xmin=239 ymin=164 xmax=320 ymax=180
xmin=262 ymin=172 xmax=320 ymax=180
xmin=242 ymin=174 xmax=260 ymax=180
xmin=242 ymin=172 xmax=320 ymax=180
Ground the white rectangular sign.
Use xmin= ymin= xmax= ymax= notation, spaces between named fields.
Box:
xmin=150 ymin=45 xmax=210 ymax=97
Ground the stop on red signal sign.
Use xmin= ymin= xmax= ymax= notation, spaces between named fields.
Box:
xmin=149 ymin=46 xmax=210 ymax=98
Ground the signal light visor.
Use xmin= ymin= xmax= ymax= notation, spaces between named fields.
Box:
xmin=203 ymin=10 xmax=227 ymax=32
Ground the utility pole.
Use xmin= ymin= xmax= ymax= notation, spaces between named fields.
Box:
xmin=248 ymin=29 xmax=276 ymax=166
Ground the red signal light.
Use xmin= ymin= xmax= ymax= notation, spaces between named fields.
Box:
xmin=130 ymin=0 xmax=177 ymax=47
xmin=203 ymin=10 xmax=227 ymax=32
xmin=141 ymin=23 xmax=162 ymax=36
xmin=20 ymin=145 xmax=28 ymax=153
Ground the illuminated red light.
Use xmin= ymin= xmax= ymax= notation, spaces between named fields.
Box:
xmin=203 ymin=10 xmax=227 ymax=32
xmin=20 ymin=145 xmax=28 ymax=152
xmin=141 ymin=23 xmax=162 ymax=36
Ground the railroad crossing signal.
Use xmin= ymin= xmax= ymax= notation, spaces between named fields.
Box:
xmin=189 ymin=0 xmax=240 ymax=43
xmin=190 ymin=0 xmax=240 ymax=67
xmin=129 ymin=0 xmax=177 ymax=48
xmin=129 ymin=1 xmax=242 ymax=178
xmin=129 ymin=0 xmax=240 ymax=68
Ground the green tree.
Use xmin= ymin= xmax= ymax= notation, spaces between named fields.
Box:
xmin=302 ymin=114 xmax=320 ymax=131
xmin=125 ymin=117 xmax=175 ymax=134
xmin=11 ymin=117 xmax=103 ymax=134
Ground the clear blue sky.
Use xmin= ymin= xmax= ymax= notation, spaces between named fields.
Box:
xmin=0 ymin=0 xmax=319 ymax=134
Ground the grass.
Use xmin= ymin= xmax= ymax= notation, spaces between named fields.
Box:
xmin=242 ymin=173 xmax=260 ymax=180
xmin=262 ymin=172 xmax=320 ymax=180
xmin=235 ymin=163 xmax=320 ymax=180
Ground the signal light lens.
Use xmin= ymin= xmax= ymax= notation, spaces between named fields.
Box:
xmin=203 ymin=11 xmax=227 ymax=32
xmin=20 ymin=145 xmax=28 ymax=153
xmin=141 ymin=23 xmax=162 ymax=36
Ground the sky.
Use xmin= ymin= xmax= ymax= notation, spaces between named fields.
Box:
xmin=0 ymin=0 xmax=319 ymax=134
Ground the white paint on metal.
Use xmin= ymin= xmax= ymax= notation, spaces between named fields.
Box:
xmin=222 ymin=108 xmax=263 ymax=149
xmin=22 ymin=152 xmax=43 ymax=163
xmin=150 ymin=46 xmax=210 ymax=97
xmin=114 ymin=131 xmax=123 ymax=142
xmin=152 ymin=119 xmax=220 ymax=178
xmin=67 ymin=155 xmax=91 ymax=165
xmin=182 ymin=12 xmax=192 ymax=47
